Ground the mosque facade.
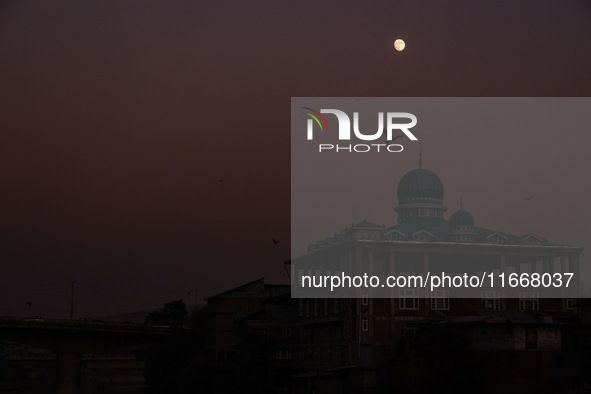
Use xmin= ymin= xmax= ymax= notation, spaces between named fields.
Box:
xmin=288 ymin=166 xmax=585 ymax=385
xmin=295 ymin=164 xmax=583 ymax=309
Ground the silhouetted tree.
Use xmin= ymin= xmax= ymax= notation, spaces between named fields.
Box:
xmin=145 ymin=299 xmax=188 ymax=327
xmin=144 ymin=305 xmax=215 ymax=394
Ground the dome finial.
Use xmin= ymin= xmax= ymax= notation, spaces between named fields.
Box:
xmin=418 ymin=145 xmax=422 ymax=169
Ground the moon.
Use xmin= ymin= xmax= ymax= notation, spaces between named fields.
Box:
xmin=394 ymin=39 xmax=405 ymax=52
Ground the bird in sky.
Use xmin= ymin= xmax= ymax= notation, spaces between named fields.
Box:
xmin=26 ymin=301 xmax=32 ymax=307
xmin=524 ymin=194 xmax=535 ymax=200
xmin=273 ymin=237 xmax=280 ymax=245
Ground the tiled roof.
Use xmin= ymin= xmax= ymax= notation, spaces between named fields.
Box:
xmin=349 ymin=219 xmax=385 ymax=229
xmin=382 ymin=217 xmax=547 ymax=245
xmin=306 ymin=217 xmax=567 ymax=253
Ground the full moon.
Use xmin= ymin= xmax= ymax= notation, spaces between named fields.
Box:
xmin=394 ymin=39 xmax=405 ymax=51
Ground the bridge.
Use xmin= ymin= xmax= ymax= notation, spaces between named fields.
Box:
xmin=0 ymin=317 xmax=172 ymax=394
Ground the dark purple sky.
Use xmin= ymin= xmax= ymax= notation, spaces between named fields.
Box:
xmin=1 ymin=1 xmax=590 ymax=318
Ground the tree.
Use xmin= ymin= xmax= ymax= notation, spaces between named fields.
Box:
xmin=145 ymin=299 xmax=188 ymax=327
xmin=144 ymin=306 xmax=217 ymax=394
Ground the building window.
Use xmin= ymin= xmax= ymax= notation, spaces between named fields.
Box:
xmin=323 ymin=298 xmax=329 ymax=315
xmin=388 ymin=233 xmax=402 ymax=240
xmin=275 ymin=349 xmax=292 ymax=359
xmin=333 ymin=298 xmax=340 ymax=314
xmin=413 ymin=233 xmax=425 ymax=241
xmin=332 ymin=325 xmax=343 ymax=340
xmin=298 ymin=299 xmax=304 ymax=317
xmin=399 ymin=289 xmax=420 ymax=310
xmin=522 ymin=235 xmax=542 ymax=245
xmin=305 ymin=300 xmax=310 ymax=317
xmin=412 ymin=231 xmax=433 ymax=242
xmin=333 ymin=346 xmax=343 ymax=364
xmin=283 ymin=328 xmax=292 ymax=337
xmin=362 ymin=318 xmax=368 ymax=331
xmin=567 ymin=298 xmax=574 ymax=310
xmin=362 ymin=294 xmax=369 ymax=305
xmin=488 ymin=234 xmax=505 ymax=244
xmin=313 ymin=299 xmax=319 ymax=316
xmin=430 ymin=290 xmax=449 ymax=310
xmin=519 ymin=292 xmax=539 ymax=311
xmin=481 ymin=291 xmax=501 ymax=310
xmin=403 ymin=327 xmax=418 ymax=340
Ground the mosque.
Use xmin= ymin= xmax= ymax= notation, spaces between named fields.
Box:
xmin=296 ymin=162 xmax=583 ymax=309
xmin=202 ymin=163 xmax=587 ymax=392
xmin=203 ymin=163 xmax=586 ymax=392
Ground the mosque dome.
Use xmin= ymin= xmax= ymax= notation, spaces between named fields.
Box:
xmin=397 ymin=168 xmax=444 ymax=205
xmin=449 ymin=209 xmax=474 ymax=227
xmin=448 ymin=202 xmax=476 ymax=242
xmin=395 ymin=167 xmax=447 ymax=223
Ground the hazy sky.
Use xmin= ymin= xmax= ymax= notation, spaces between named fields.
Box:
xmin=291 ymin=98 xmax=591 ymax=299
xmin=1 ymin=1 xmax=590 ymax=317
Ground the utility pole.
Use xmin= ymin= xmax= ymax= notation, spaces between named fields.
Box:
xmin=69 ymin=281 xmax=75 ymax=319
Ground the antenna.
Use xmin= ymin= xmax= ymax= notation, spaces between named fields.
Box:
xmin=418 ymin=145 xmax=422 ymax=169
